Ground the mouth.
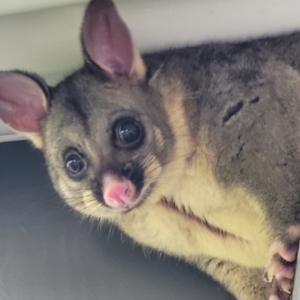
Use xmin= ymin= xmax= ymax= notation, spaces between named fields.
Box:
xmin=124 ymin=181 xmax=156 ymax=212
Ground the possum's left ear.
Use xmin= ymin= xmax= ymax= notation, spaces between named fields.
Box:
xmin=82 ymin=0 xmax=146 ymax=83
xmin=0 ymin=71 xmax=49 ymax=149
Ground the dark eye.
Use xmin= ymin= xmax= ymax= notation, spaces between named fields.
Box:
xmin=112 ymin=118 xmax=144 ymax=149
xmin=64 ymin=150 xmax=86 ymax=178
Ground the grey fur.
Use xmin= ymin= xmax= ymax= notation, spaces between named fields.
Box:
xmin=143 ymin=33 xmax=300 ymax=239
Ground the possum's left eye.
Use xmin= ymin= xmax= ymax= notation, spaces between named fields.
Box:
xmin=64 ymin=149 xmax=87 ymax=178
xmin=112 ymin=118 xmax=144 ymax=149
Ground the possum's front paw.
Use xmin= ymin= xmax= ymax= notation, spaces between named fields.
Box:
xmin=266 ymin=241 xmax=297 ymax=294
xmin=266 ymin=228 xmax=300 ymax=299
xmin=269 ymin=276 xmax=293 ymax=300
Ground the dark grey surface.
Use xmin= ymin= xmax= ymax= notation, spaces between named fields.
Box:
xmin=0 ymin=141 xmax=233 ymax=300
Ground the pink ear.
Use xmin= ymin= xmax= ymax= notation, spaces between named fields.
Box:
xmin=82 ymin=0 xmax=146 ymax=82
xmin=0 ymin=72 xmax=48 ymax=133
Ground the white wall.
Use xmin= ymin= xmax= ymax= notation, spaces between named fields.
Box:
xmin=1 ymin=0 xmax=300 ymax=141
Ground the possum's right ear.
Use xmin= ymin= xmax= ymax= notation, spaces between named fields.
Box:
xmin=0 ymin=71 xmax=49 ymax=149
xmin=82 ymin=0 xmax=146 ymax=83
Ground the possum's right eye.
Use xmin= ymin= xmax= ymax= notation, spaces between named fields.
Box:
xmin=112 ymin=118 xmax=144 ymax=149
xmin=64 ymin=149 xmax=87 ymax=179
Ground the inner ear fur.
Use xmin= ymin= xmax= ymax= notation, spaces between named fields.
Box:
xmin=82 ymin=0 xmax=146 ymax=83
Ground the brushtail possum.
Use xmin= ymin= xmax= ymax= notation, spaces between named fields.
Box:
xmin=1 ymin=0 xmax=300 ymax=299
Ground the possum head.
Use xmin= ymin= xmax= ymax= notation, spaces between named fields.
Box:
xmin=0 ymin=0 xmax=193 ymax=220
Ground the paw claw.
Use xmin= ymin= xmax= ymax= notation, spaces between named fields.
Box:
xmin=269 ymin=277 xmax=291 ymax=300
xmin=268 ymin=262 xmax=295 ymax=282
xmin=275 ymin=275 xmax=293 ymax=294
xmin=263 ymin=270 xmax=269 ymax=282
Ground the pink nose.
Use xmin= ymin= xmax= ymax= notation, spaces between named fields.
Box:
xmin=102 ymin=174 xmax=136 ymax=209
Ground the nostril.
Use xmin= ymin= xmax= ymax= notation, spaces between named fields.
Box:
xmin=125 ymin=187 xmax=131 ymax=198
